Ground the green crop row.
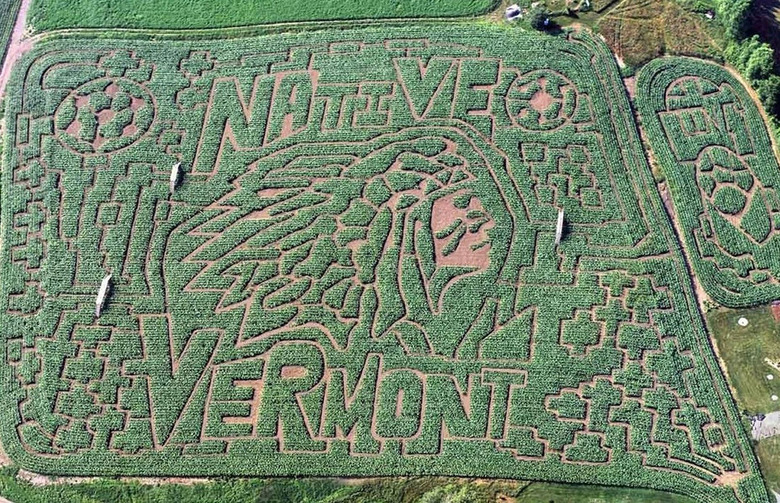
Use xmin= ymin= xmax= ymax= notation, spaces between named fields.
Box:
xmin=29 ymin=0 xmax=498 ymax=31
xmin=0 ymin=0 xmax=22 ymax=69
xmin=0 ymin=26 xmax=768 ymax=502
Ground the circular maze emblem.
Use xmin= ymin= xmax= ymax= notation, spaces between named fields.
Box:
xmin=506 ymin=70 xmax=577 ymax=130
xmin=54 ymin=77 xmax=155 ymax=154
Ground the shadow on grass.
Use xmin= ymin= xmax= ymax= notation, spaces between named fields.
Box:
xmin=750 ymin=0 xmax=780 ymax=64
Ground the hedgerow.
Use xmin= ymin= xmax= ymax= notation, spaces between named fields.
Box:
xmin=636 ymin=57 xmax=780 ymax=308
xmin=0 ymin=25 xmax=767 ymax=502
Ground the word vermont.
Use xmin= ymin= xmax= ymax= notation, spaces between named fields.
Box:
xmin=205 ymin=342 xmax=526 ymax=454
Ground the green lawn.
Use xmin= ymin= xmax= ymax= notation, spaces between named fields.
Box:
xmin=707 ymin=305 xmax=780 ymax=414
xmin=0 ymin=466 xmax=698 ymax=503
xmin=707 ymin=304 xmax=780 ymax=494
xmin=756 ymin=435 xmax=780 ymax=495
xmin=29 ymin=0 xmax=497 ymax=31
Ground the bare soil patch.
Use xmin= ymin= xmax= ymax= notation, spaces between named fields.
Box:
xmin=771 ymin=301 xmax=780 ymax=322
xmin=623 ymin=76 xmax=636 ymax=100
xmin=281 ymin=365 xmax=308 ymax=378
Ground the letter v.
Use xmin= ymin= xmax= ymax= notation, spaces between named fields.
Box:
xmin=129 ymin=316 xmax=221 ymax=446
xmin=394 ymin=57 xmax=455 ymax=119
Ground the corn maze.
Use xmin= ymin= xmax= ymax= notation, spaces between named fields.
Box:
xmin=0 ymin=26 xmax=768 ymax=501
xmin=637 ymin=58 xmax=780 ymax=308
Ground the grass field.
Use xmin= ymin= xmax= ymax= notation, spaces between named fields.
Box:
xmin=0 ymin=468 xmax=699 ymax=503
xmin=598 ymin=0 xmax=721 ymax=67
xmin=550 ymin=0 xmax=722 ymax=69
xmin=755 ymin=435 xmax=780 ymax=494
xmin=707 ymin=305 xmax=780 ymax=494
xmin=28 ymin=0 xmax=498 ymax=31
xmin=515 ymin=481 xmax=698 ymax=502
xmin=0 ymin=23 xmax=769 ymax=502
xmin=707 ymin=305 xmax=780 ymax=414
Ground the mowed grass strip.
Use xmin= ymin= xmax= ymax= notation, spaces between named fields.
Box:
xmin=29 ymin=0 xmax=497 ymax=30
xmin=514 ymin=482 xmax=698 ymax=502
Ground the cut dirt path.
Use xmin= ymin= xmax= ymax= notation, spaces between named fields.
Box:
xmin=0 ymin=0 xmax=33 ymax=99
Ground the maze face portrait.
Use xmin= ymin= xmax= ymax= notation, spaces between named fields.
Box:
xmin=0 ymin=27 xmax=765 ymax=500
xmin=177 ymin=129 xmax=513 ymax=357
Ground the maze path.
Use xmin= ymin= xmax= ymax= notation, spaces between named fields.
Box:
xmin=637 ymin=58 xmax=780 ymax=308
xmin=0 ymin=27 xmax=767 ymax=502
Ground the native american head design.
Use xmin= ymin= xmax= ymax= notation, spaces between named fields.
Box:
xmin=176 ymin=128 xmax=515 ymax=356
